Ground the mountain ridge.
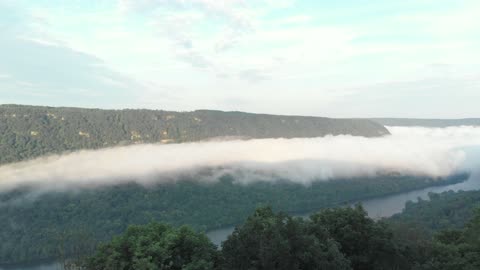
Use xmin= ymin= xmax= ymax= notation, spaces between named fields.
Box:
xmin=0 ymin=104 xmax=389 ymax=165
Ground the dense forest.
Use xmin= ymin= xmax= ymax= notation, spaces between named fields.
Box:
xmin=0 ymin=173 xmax=468 ymax=265
xmin=82 ymin=204 xmax=480 ymax=270
xmin=389 ymin=189 xmax=480 ymax=232
xmin=2 ymin=104 xmax=479 ymax=269
xmin=0 ymin=104 xmax=389 ymax=165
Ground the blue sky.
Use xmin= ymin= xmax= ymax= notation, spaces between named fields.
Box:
xmin=0 ymin=0 xmax=479 ymax=117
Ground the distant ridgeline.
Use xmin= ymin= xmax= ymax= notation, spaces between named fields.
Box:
xmin=0 ymin=104 xmax=389 ymax=164
xmin=371 ymin=118 xmax=480 ymax=127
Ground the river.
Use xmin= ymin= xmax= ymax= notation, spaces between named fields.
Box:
xmin=206 ymin=169 xmax=480 ymax=246
xmin=4 ymin=173 xmax=480 ymax=270
xmin=3 ymin=149 xmax=480 ymax=270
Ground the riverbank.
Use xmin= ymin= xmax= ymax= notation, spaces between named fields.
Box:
xmin=207 ymin=171 xmax=479 ymax=246
xmin=2 ymin=172 xmax=477 ymax=270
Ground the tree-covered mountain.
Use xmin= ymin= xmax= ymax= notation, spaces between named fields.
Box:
xmin=0 ymin=104 xmax=389 ymax=165
xmin=371 ymin=118 xmax=480 ymax=127
xmin=388 ymin=189 xmax=480 ymax=232
xmin=0 ymin=173 xmax=468 ymax=265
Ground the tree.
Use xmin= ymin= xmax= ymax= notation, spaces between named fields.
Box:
xmin=309 ymin=205 xmax=399 ymax=270
xmin=86 ymin=222 xmax=219 ymax=270
xmin=221 ymin=207 xmax=351 ymax=270
xmin=411 ymin=209 xmax=480 ymax=270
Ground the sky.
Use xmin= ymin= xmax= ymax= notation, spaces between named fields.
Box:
xmin=0 ymin=0 xmax=479 ymax=118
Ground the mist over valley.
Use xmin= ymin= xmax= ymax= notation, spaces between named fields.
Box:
xmin=1 ymin=109 xmax=480 ymax=268
xmin=1 ymin=125 xmax=479 ymax=194
xmin=2 ymin=0 xmax=480 ymax=268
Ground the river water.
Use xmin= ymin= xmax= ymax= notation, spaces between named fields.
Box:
xmin=4 ymin=174 xmax=480 ymax=270
xmin=3 ymin=149 xmax=480 ymax=270
xmin=206 ymin=170 xmax=480 ymax=246
xmin=206 ymin=147 xmax=480 ymax=246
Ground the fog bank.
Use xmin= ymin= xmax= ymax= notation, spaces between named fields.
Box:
xmin=1 ymin=126 xmax=480 ymax=192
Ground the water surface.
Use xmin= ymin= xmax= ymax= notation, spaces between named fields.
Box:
xmin=4 ymin=147 xmax=480 ymax=270
xmin=207 ymin=169 xmax=480 ymax=246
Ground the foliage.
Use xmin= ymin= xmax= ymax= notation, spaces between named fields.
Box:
xmin=387 ymin=190 xmax=480 ymax=270
xmin=412 ymin=209 xmax=480 ymax=270
xmin=0 ymin=173 xmax=466 ymax=264
xmin=221 ymin=207 xmax=351 ymax=270
xmin=310 ymin=205 xmax=399 ymax=270
xmin=86 ymin=223 xmax=219 ymax=270
xmin=389 ymin=190 xmax=480 ymax=232
xmin=86 ymin=204 xmax=480 ymax=270
xmin=3 ymin=191 xmax=479 ymax=270
xmin=0 ymin=104 xmax=388 ymax=165
xmin=87 ymin=205 xmax=480 ymax=270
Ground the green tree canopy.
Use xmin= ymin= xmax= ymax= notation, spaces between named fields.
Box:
xmin=86 ymin=223 xmax=219 ymax=270
xmin=310 ymin=205 xmax=399 ymax=270
xmin=221 ymin=207 xmax=351 ymax=270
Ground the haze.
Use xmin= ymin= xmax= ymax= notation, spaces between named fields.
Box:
xmin=1 ymin=126 xmax=479 ymax=193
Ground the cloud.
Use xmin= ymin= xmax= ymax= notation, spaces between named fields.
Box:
xmin=0 ymin=126 xmax=479 ymax=193
xmin=0 ymin=2 xmax=169 ymax=108
xmin=122 ymin=0 xmax=256 ymax=71
xmin=264 ymin=0 xmax=296 ymax=8
xmin=126 ymin=0 xmax=253 ymax=38
xmin=118 ymin=0 xmax=160 ymax=13
xmin=0 ymin=36 xmax=143 ymax=106
xmin=2 ymin=0 xmax=479 ymax=116
xmin=176 ymin=50 xmax=213 ymax=68
xmin=393 ymin=1 xmax=480 ymax=39
xmin=214 ymin=28 xmax=242 ymax=52
xmin=279 ymin=15 xmax=312 ymax=25
xmin=151 ymin=11 xmax=203 ymax=48
xmin=321 ymin=74 xmax=480 ymax=118
xmin=238 ymin=69 xmax=270 ymax=83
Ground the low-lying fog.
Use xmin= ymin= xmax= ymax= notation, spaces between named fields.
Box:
xmin=1 ymin=126 xmax=480 ymax=192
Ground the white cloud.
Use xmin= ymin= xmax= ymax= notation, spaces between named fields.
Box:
xmin=238 ymin=68 xmax=270 ymax=83
xmin=317 ymin=74 xmax=480 ymax=118
xmin=176 ymin=49 xmax=213 ymax=68
xmin=279 ymin=15 xmax=312 ymax=25
xmin=118 ymin=0 xmax=164 ymax=13
xmin=1 ymin=0 xmax=479 ymax=116
xmin=394 ymin=1 xmax=480 ymax=38
xmin=0 ymin=126 xmax=479 ymax=193
xmin=264 ymin=0 xmax=296 ymax=8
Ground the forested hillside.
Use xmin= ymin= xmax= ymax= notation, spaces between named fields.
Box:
xmin=79 ymin=205 xmax=480 ymax=270
xmin=388 ymin=189 xmax=480 ymax=232
xmin=0 ymin=173 xmax=467 ymax=265
xmin=0 ymin=105 xmax=389 ymax=165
